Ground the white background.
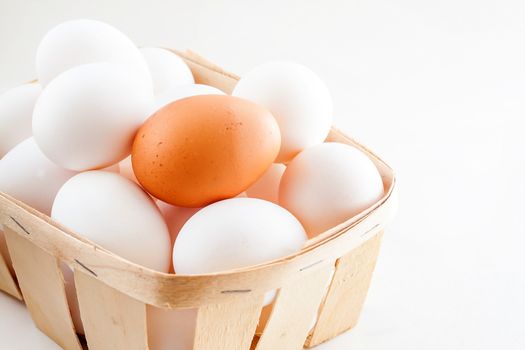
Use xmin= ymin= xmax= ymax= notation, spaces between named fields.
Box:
xmin=1 ymin=0 xmax=524 ymax=349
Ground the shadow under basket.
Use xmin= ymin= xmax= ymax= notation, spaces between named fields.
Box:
xmin=0 ymin=51 xmax=398 ymax=350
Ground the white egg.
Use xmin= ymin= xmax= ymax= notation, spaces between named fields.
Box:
xmin=52 ymin=171 xmax=171 ymax=336
xmin=157 ymin=201 xmax=201 ymax=246
xmin=0 ymin=138 xmax=76 ymax=215
xmin=36 ymin=19 xmax=152 ymax=90
xmin=0 ymin=137 xmax=76 ymax=274
xmin=102 ymin=163 xmax=120 ymax=173
xmin=173 ymin=197 xmax=307 ymax=305
xmin=33 ymin=62 xmax=154 ymax=171
xmin=0 ymin=83 xmax=41 ymax=157
xmin=52 ymin=171 xmax=170 ymax=270
xmin=279 ymin=142 xmax=384 ymax=238
xmin=118 ymin=155 xmax=138 ymax=183
xmin=233 ymin=62 xmax=333 ymax=163
xmin=246 ymin=163 xmax=286 ymax=204
xmin=154 ymin=84 xmax=225 ymax=111
xmin=140 ymin=48 xmax=194 ymax=96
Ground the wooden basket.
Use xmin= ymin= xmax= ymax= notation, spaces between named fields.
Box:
xmin=0 ymin=51 xmax=397 ymax=350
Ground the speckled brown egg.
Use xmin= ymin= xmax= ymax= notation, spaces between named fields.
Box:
xmin=132 ymin=95 xmax=281 ymax=207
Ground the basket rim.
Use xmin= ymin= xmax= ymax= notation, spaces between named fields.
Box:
xmin=0 ymin=52 xmax=397 ymax=308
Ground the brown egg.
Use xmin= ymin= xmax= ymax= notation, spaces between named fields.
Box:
xmin=132 ymin=95 xmax=281 ymax=207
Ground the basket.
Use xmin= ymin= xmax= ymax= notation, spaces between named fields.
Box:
xmin=0 ymin=51 xmax=397 ymax=350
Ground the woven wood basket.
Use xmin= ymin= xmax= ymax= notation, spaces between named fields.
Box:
xmin=0 ymin=51 xmax=397 ymax=350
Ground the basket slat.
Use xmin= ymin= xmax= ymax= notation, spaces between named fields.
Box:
xmin=74 ymin=270 xmax=148 ymax=350
xmin=0 ymin=233 xmax=21 ymax=300
xmin=194 ymin=293 xmax=264 ymax=350
xmin=3 ymin=226 xmax=81 ymax=350
xmin=171 ymin=50 xmax=238 ymax=94
xmin=256 ymin=264 xmax=334 ymax=350
xmin=307 ymin=231 xmax=384 ymax=347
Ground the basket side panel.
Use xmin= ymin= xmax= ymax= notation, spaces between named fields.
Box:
xmin=0 ymin=230 xmax=21 ymax=299
xmin=256 ymin=264 xmax=334 ymax=350
xmin=194 ymin=293 xmax=264 ymax=350
xmin=307 ymin=231 xmax=384 ymax=347
xmin=74 ymin=270 xmax=148 ymax=350
xmin=3 ymin=227 xmax=81 ymax=350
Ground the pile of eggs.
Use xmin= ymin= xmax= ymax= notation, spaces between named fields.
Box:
xmin=0 ymin=19 xmax=385 ymax=349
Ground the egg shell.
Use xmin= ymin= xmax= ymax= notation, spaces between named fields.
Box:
xmin=119 ymin=155 xmax=139 ymax=183
xmin=132 ymin=95 xmax=281 ymax=207
xmin=52 ymin=171 xmax=171 ymax=335
xmin=154 ymin=83 xmax=225 ymax=111
xmin=0 ymin=83 xmax=41 ymax=157
xmin=172 ymin=197 xmax=305 ymax=306
xmin=36 ymin=19 xmax=152 ymax=90
xmin=0 ymin=138 xmax=76 ymax=215
xmin=0 ymin=137 xmax=76 ymax=274
xmin=173 ymin=197 xmax=306 ymax=274
xmin=233 ymin=62 xmax=333 ymax=163
xmin=33 ymin=62 xmax=154 ymax=171
xmin=140 ymin=47 xmax=194 ymax=96
xmin=52 ymin=171 xmax=171 ymax=271
xmin=279 ymin=142 xmax=384 ymax=237
xmin=246 ymin=163 xmax=286 ymax=204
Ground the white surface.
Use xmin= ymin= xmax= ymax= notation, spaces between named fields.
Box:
xmin=0 ymin=0 xmax=524 ymax=349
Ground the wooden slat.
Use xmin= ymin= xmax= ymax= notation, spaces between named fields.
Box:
xmin=307 ymin=231 xmax=384 ymax=347
xmin=0 ymin=229 xmax=22 ymax=299
xmin=256 ymin=265 xmax=333 ymax=350
xmin=173 ymin=49 xmax=239 ymax=94
xmin=3 ymin=227 xmax=81 ymax=350
xmin=74 ymin=269 xmax=148 ymax=350
xmin=194 ymin=293 xmax=264 ymax=350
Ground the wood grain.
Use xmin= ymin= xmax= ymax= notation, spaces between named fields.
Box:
xmin=74 ymin=270 xmax=148 ymax=350
xmin=0 ymin=231 xmax=21 ymax=300
xmin=256 ymin=264 xmax=334 ymax=350
xmin=194 ymin=293 xmax=264 ymax=350
xmin=0 ymin=179 xmax=394 ymax=309
xmin=307 ymin=231 xmax=384 ymax=347
xmin=3 ymin=226 xmax=81 ymax=350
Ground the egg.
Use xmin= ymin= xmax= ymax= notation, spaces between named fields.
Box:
xmin=132 ymin=95 xmax=281 ymax=207
xmin=246 ymin=163 xmax=286 ymax=204
xmin=118 ymin=155 xmax=138 ymax=183
xmin=0 ymin=137 xmax=76 ymax=274
xmin=52 ymin=171 xmax=171 ymax=271
xmin=0 ymin=138 xmax=76 ymax=215
xmin=279 ymin=142 xmax=384 ymax=237
xmin=173 ymin=197 xmax=307 ymax=306
xmin=140 ymin=48 xmax=194 ymax=96
xmin=36 ymin=19 xmax=152 ymax=90
xmin=154 ymin=83 xmax=225 ymax=111
xmin=52 ymin=171 xmax=171 ymax=335
xmin=0 ymin=83 xmax=41 ymax=157
xmin=102 ymin=163 xmax=120 ymax=173
xmin=33 ymin=62 xmax=154 ymax=171
xmin=233 ymin=62 xmax=333 ymax=163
